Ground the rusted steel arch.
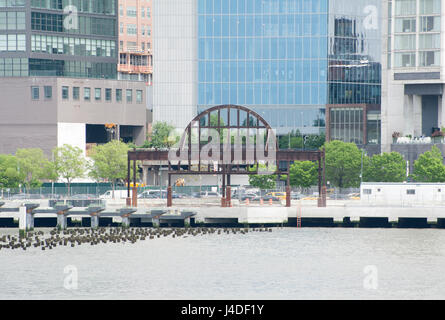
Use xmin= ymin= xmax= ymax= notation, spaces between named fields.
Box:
xmin=176 ymin=104 xmax=279 ymax=154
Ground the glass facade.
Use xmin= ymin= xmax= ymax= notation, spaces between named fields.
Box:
xmin=197 ymin=0 xmax=381 ymax=140
xmin=197 ymin=0 xmax=329 ymax=136
xmin=328 ymin=0 xmax=381 ymax=105
xmin=0 ymin=0 xmax=118 ymax=79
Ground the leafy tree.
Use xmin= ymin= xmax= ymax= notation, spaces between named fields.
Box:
xmin=16 ymin=148 xmax=49 ymax=189
xmin=364 ymin=152 xmax=407 ymax=182
xmin=52 ymin=144 xmax=87 ymax=195
xmin=248 ymin=163 xmax=277 ymax=190
xmin=89 ymin=140 xmax=130 ymax=197
xmin=324 ymin=140 xmax=362 ymax=188
xmin=0 ymin=154 xmax=22 ymax=188
xmin=289 ymin=161 xmax=318 ymax=190
xmin=143 ymin=122 xmax=179 ymax=148
xmin=412 ymin=146 xmax=445 ymax=182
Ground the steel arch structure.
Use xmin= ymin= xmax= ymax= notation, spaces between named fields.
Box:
xmin=127 ymin=105 xmax=326 ymax=208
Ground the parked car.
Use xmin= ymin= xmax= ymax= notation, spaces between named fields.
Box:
xmin=240 ymin=193 xmax=258 ymax=201
xmin=266 ymin=192 xmax=287 ymax=201
xmin=192 ymin=191 xmax=221 ymax=198
xmin=291 ymin=192 xmax=303 ymax=200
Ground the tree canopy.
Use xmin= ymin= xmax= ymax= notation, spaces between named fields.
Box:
xmin=143 ymin=122 xmax=179 ymax=148
xmin=412 ymin=146 xmax=445 ymax=182
xmin=248 ymin=163 xmax=277 ymax=190
xmin=363 ymin=152 xmax=407 ymax=183
xmin=324 ymin=140 xmax=362 ymax=188
xmin=89 ymin=140 xmax=130 ymax=194
xmin=0 ymin=154 xmax=22 ymax=188
xmin=289 ymin=161 xmax=318 ymax=189
xmin=16 ymin=148 xmax=50 ymax=189
xmin=52 ymin=144 xmax=87 ymax=194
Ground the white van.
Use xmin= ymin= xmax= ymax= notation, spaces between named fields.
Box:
xmin=99 ymin=190 xmax=128 ymax=199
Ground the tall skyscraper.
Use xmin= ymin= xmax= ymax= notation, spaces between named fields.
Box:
xmin=153 ymin=0 xmax=381 ymax=148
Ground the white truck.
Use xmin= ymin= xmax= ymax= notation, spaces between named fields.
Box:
xmin=99 ymin=190 xmax=128 ymax=199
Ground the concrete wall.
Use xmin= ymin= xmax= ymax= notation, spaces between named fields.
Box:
xmin=0 ymin=77 xmax=147 ymax=155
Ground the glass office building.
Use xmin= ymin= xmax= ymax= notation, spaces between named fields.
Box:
xmin=0 ymin=0 xmax=118 ymax=79
xmin=197 ymin=0 xmax=381 ymax=143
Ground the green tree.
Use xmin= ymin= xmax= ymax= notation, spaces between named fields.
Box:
xmin=324 ymin=140 xmax=362 ymax=188
xmin=248 ymin=164 xmax=277 ymax=190
xmin=0 ymin=154 xmax=22 ymax=188
xmin=16 ymin=148 xmax=49 ymax=189
xmin=143 ymin=122 xmax=179 ymax=148
xmin=289 ymin=161 xmax=318 ymax=190
xmin=412 ymin=146 xmax=445 ymax=182
xmin=364 ymin=152 xmax=407 ymax=182
xmin=52 ymin=144 xmax=86 ymax=195
xmin=89 ymin=140 xmax=130 ymax=197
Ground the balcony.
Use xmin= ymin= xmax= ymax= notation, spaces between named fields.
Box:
xmin=118 ymin=64 xmax=152 ymax=74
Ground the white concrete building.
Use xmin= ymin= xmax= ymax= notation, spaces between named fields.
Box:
xmin=382 ymin=0 xmax=445 ymax=153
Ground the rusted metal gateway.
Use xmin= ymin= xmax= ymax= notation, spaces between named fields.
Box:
xmin=127 ymin=105 xmax=326 ymax=208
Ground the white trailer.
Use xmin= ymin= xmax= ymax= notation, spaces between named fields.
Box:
xmin=360 ymin=183 xmax=445 ymax=206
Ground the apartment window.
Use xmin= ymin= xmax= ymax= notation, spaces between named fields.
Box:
xmin=119 ymin=5 xmax=123 ymax=16
xmin=62 ymin=86 xmax=69 ymax=99
xmin=395 ymin=0 xmax=416 ymax=16
xmin=119 ymin=23 xmax=124 ymax=34
xmin=419 ymin=34 xmax=440 ymax=49
xmin=395 ymin=34 xmax=416 ymax=50
xmin=147 ymin=7 xmax=150 ymax=18
xmin=394 ymin=52 xmax=416 ymax=67
xmin=126 ymin=6 xmax=136 ymax=17
xmin=127 ymin=24 xmax=137 ymax=35
xmin=419 ymin=51 xmax=440 ymax=66
xmin=126 ymin=89 xmax=133 ymax=103
xmin=147 ymin=26 xmax=151 ymax=36
xmin=141 ymin=7 xmax=145 ymax=18
xmin=31 ymin=86 xmax=39 ymax=100
xmin=142 ymin=25 xmax=145 ymax=36
xmin=395 ymin=18 xmax=416 ymax=33
xmin=363 ymin=189 xmax=372 ymax=195
xmin=95 ymin=88 xmax=101 ymax=101
xmin=419 ymin=0 xmax=441 ymax=14
xmin=136 ymin=90 xmax=143 ymax=103
xmin=116 ymin=89 xmax=122 ymax=102
xmin=420 ymin=16 xmax=441 ymax=32
xmin=44 ymin=86 xmax=52 ymax=99
xmin=105 ymin=88 xmax=112 ymax=101
xmin=73 ymin=87 xmax=79 ymax=100
xmin=141 ymin=42 xmax=145 ymax=51
xmin=407 ymin=189 xmax=416 ymax=195
xmin=84 ymin=87 xmax=91 ymax=101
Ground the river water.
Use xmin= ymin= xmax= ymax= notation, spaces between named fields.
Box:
xmin=0 ymin=227 xmax=445 ymax=300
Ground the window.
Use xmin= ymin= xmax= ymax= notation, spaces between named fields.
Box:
xmin=73 ymin=87 xmax=79 ymax=100
xmin=126 ymin=6 xmax=136 ymax=17
xmin=420 ymin=16 xmax=440 ymax=32
xmin=363 ymin=189 xmax=372 ymax=195
xmin=394 ymin=52 xmax=416 ymax=67
xmin=395 ymin=0 xmax=416 ymax=16
xmin=119 ymin=23 xmax=124 ymax=34
xmin=419 ymin=0 xmax=441 ymax=14
xmin=62 ymin=86 xmax=69 ymax=99
xmin=105 ymin=88 xmax=112 ymax=101
xmin=126 ymin=89 xmax=132 ymax=103
xmin=119 ymin=5 xmax=123 ymax=16
xmin=407 ymin=189 xmax=416 ymax=195
xmin=419 ymin=51 xmax=440 ymax=66
xmin=395 ymin=18 xmax=416 ymax=33
xmin=116 ymin=89 xmax=122 ymax=102
xmin=95 ymin=88 xmax=101 ymax=101
xmin=147 ymin=7 xmax=150 ymax=18
xmin=84 ymin=87 xmax=90 ymax=100
xmin=127 ymin=24 xmax=137 ymax=35
xmin=44 ymin=86 xmax=52 ymax=99
xmin=136 ymin=90 xmax=143 ymax=103
xmin=395 ymin=34 xmax=416 ymax=50
xmin=31 ymin=86 xmax=39 ymax=100
xmin=141 ymin=7 xmax=145 ymax=18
